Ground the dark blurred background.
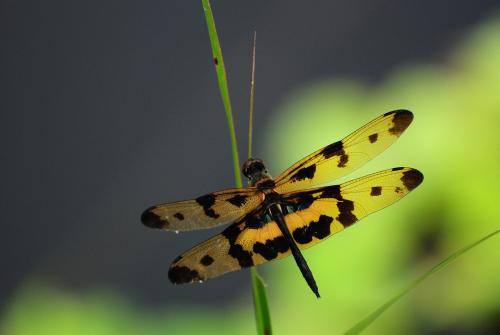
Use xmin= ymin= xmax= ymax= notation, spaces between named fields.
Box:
xmin=1 ymin=1 xmax=499 ymax=334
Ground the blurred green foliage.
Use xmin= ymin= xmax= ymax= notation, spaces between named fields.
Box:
xmin=264 ymin=14 xmax=500 ymax=334
xmin=3 ymin=14 xmax=500 ymax=335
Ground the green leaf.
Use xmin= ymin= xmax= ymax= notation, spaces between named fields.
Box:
xmin=201 ymin=2 xmax=272 ymax=335
xmin=250 ymin=268 xmax=273 ymax=335
xmin=344 ymin=228 xmax=500 ymax=335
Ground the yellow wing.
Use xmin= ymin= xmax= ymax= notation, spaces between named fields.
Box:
xmin=274 ymin=110 xmax=414 ymax=194
xmin=168 ymin=167 xmax=423 ymax=283
xmin=141 ymin=188 xmax=263 ymax=231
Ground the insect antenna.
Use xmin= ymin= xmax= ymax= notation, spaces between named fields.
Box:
xmin=248 ymin=31 xmax=256 ymax=158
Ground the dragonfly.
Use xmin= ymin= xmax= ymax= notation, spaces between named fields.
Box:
xmin=141 ymin=110 xmax=423 ymax=298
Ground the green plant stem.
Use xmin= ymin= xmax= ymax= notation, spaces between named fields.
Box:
xmin=202 ymin=0 xmax=242 ymax=188
xmin=344 ymin=228 xmax=500 ymax=335
xmin=201 ymin=1 xmax=272 ymax=334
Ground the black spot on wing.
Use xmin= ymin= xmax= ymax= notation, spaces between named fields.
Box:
xmin=246 ymin=214 xmax=265 ymax=228
xmin=141 ymin=206 xmax=166 ymax=229
xmin=319 ymin=185 xmax=342 ymax=199
xmin=172 ymin=255 xmax=182 ymax=263
xmin=290 ymin=164 xmax=316 ymax=182
xmin=227 ymin=194 xmax=248 ymax=207
xmin=337 ymin=200 xmax=357 ymax=227
xmin=253 ymin=236 xmax=289 ymax=261
xmin=292 ymin=227 xmax=311 ymax=244
xmin=337 ymin=153 xmax=349 ymax=167
xmin=228 ymin=244 xmax=254 ymax=267
xmin=287 ymin=192 xmax=315 ymax=212
xmin=316 ymin=140 xmax=350 ymax=167
xmin=310 ymin=215 xmax=333 ymax=238
xmin=321 ymin=140 xmax=343 ymax=159
xmin=203 ymin=208 xmax=219 ymax=219
xmin=389 ymin=110 xmax=413 ymax=135
xmin=392 ymin=167 xmax=404 ymax=171
xmin=196 ymin=193 xmax=216 ymax=208
xmin=370 ymin=186 xmax=382 ymax=196
xmin=401 ymin=169 xmax=424 ymax=191
xmin=292 ymin=215 xmax=333 ymax=244
xmin=222 ymin=224 xmax=254 ymax=267
xmin=196 ymin=193 xmax=220 ymax=219
xmin=221 ymin=224 xmax=242 ymax=243
xmin=174 ymin=212 xmax=184 ymax=220
xmin=200 ymin=255 xmax=214 ymax=266
xmin=369 ymin=133 xmax=378 ymax=143
xmin=168 ymin=265 xmax=202 ymax=284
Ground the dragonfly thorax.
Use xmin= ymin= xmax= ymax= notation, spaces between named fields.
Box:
xmin=242 ymin=158 xmax=272 ymax=187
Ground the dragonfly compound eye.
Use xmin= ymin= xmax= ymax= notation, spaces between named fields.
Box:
xmin=242 ymin=158 xmax=265 ymax=179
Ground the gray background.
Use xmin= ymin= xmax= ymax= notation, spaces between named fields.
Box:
xmin=1 ymin=0 xmax=498 ymax=309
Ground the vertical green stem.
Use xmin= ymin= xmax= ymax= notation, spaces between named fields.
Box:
xmin=202 ymin=0 xmax=242 ymax=188
xmin=201 ymin=1 xmax=272 ymax=335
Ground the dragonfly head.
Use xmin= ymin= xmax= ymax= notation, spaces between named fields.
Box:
xmin=242 ymin=158 xmax=271 ymax=186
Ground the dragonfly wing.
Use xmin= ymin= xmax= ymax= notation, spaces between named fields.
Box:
xmin=168 ymin=167 xmax=423 ymax=283
xmin=274 ymin=110 xmax=414 ymax=193
xmin=168 ymin=211 xmax=289 ymax=284
xmin=141 ymin=188 xmax=263 ymax=231
xmin=282 ymin=167 xmax=423 ymax=248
